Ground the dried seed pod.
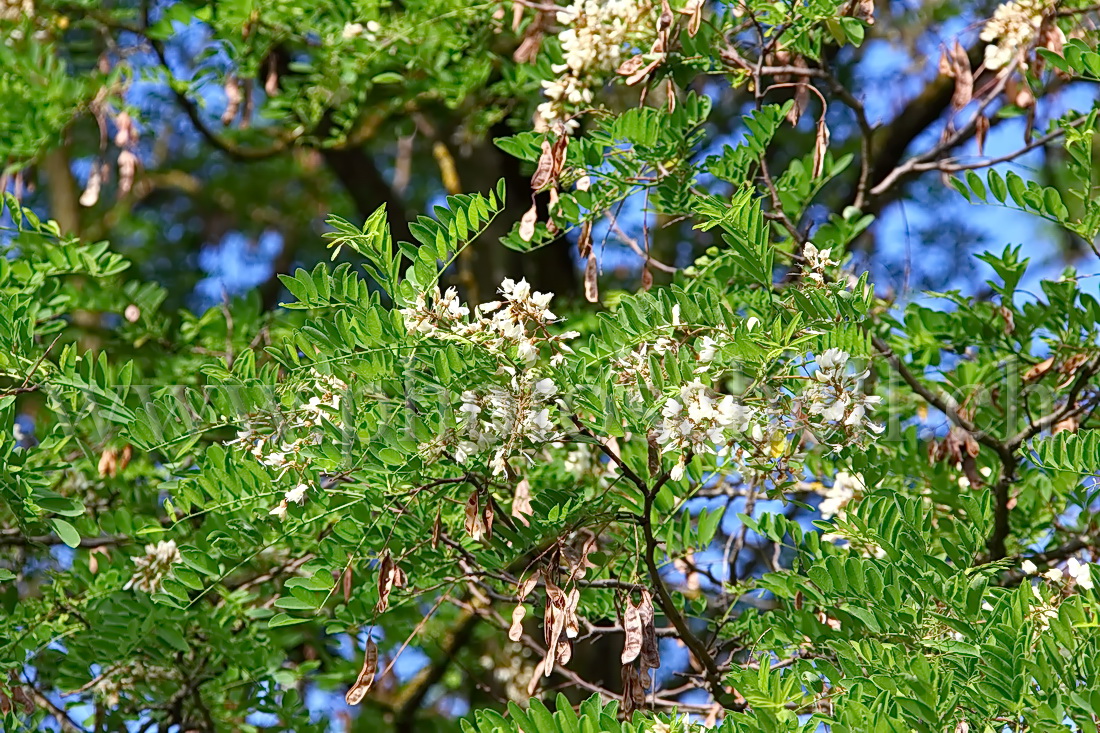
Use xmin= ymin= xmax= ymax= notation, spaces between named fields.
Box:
xmin=222 ymin=75 xmax=241 ymax=125
xmin=1023 ymin=356 xmax=1055 ymax=383
xmin=509 ymin=604 xmax=527 ymax=641
xmin=625 ymin=55 xmax=664 ymax=86
xmin=621 ymin=596 xmax=643 ymax=664
xmin=550 ymin=135 xmax=569 ymax=181
xmin=647 ymin=431 xmax=661 ymax=477
xmin=343 ymin=566 xmax=353 ymax=604
xmin=264 ymin=54 xmax=279 ymax=96
xmin=856 ymin=0 xmax=874 ymax=24
xmin=98 ymin=448 xmax=118 ymax=478
xmin=345 ymin=638 xmax=378 ymax=705
xmin=577 ymin=221 xmax=593 ymax=259
xmin=639 ymin=590 xmax=660 ymax=676
xmin=512 ymin=1 xmax=525 ymax=32
xmin=465 ymin=491 xmax=484 ymax=541
xmin=431 ymin=507 xmax=442 ymax=550
xmin=812 ymin=116 xmax=830 ymax=179
xmin=512 ymin=478 xmax=533 ymax=526
xmin=584 ymin=252 xmax=599 ymax=303
xmin=114 ymin=111 xmax=135 ymax=147
xmin=565 ymin=587 xmax=581 ymax=639
xmin=517 ymin=571 xmax=539 ymax=601
xmin=482 ymin=499 xmax=494 ymax=541
xmin=556 ymin=639 xmax=572 ymax=665
xmin=617 ymin=55 xmax=645 ymax=77
xmin=116 ymin=150 xmax=138 ymax=197
xmin=975 ymin=114 xmax=990 ymax=156
xmin=950 ymin=41 xmax=972 ymax=111
xmin=80 ymin=163 xmax=103 ymax=207
xmin=531 ymin=140 xmax=555 ymax=190
xmin=620 ymin=664 xmax=642 ymax=715
xmin=519 ymin=204 xmax=538 ymax=242
xmin=513 ymin=31 xmax=544 ymax=64
xmin=375 ymin=552 xmax=403 ymax=613
xmin=938 ymin=48 xmax=955 ymax=77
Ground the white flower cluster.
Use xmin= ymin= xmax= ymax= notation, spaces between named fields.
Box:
xmin=400 ymin=278 xmax=577 ymax=364
xmin=537 ymin=0 xmax=655 ymax=130
xmin=342 ymin=20 xmax=381 ymax=41
xmin=816 ymin=470 xmax=865 ymax=520
xmin=803 ymin=242 xmax=838 ymax=286
xmin=612 ymin=320 xmax=739 ymax=396
xmin=1022 ymin=556 xmax=1095 ymax=590
xmin=1 ymin=0 xmax=32 ymax=22
xmin=448 ymin=369 xmax=561 ymax=476
xmin=656 ymin=379 xmax=755 ymax=480
xmin=124 ymin=540 xmax=181 ymax=593
xmin=802 ymin=349 xmax=883 ymax=439
xmin=226 ymin=369 xmax=346 ymax=519
xmin=980 ymin=0 xmax=1052 ymax=70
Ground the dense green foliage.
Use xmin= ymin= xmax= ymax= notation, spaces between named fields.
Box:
xmin=2 ymin=0 xmax=1100 ymax=731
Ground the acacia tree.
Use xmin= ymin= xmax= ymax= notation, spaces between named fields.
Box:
xmin=3 ymin=0 xmax=1100 ymax=731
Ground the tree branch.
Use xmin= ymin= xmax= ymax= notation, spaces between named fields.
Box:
xmin=640 ymin=463 xmax=744 ymax=711
xmin=0 ymin=531 xmax=130 ymax=549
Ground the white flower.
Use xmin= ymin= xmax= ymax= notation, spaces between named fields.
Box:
xmin=342 ymin=22 xmax=364 ymax=39
xmin=285 ymin=483 xmax=309 ymax=504
xmin=124 ymin=540 xmax=181 ymax=593
xmin=803 ymin=350 xmax=882 ymax=438
xmin=697 ymin=335 xmax=719 ymax=364
xmin=980 ymin=0 xmax=1051 ymax=70
xmin=817 ymin=472 xmax=862 ymax=520
xmin=745 ymin=316 xmax=759 ymax=331
xmin=655 ymin=380 xmax=755 ymax=466
xmin=1068 ymin=557 xmax=1094 ymax=590
xmin=817 ymin=348 xmax=849 ymax=371
xmin=1021 ymin=559 xmax=1038 ymax=575
xmin=536 ymin=0 xmax=659 ymax=129
xmin=269 ymin=501 xmax=289 ymax=521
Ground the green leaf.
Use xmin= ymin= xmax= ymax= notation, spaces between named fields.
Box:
xmin=49 ymin=518 xmax=80 ymax=548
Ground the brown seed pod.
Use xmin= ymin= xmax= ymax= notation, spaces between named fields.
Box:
xmin=531 ymin=140 xmax=555 ymax=190
xmin=465 ymin=491 xmax=484 ymax=541
xmin=512 ymin=478 xmax=533 ymax=526
xmin=621 ymin=596 xmax=643 ymax=664
xmin=345 ymin=638 xmax=378 ymax=706
xmin=584 ymin=252 xmax=599 ymax=303
xmin=508 ymin=604 xmax=527 ymax=641
xmin=519 ymin=204 xmax=538 ymax=242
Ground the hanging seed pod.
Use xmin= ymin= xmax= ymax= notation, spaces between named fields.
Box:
xmin=584 ymin=252 xmax=599 ymax=303
xmin=345 ymin=638 xmax=378 ymax=705
xmin=531 ymin=140 xmax=555 ymax=190
xmin=517 ymin=570 xmax=539 ymax=601
xmin=464 ymin=491 xmax=484 ymax=540
xmin=482 ymin=498 xmax=494 ymax=541
xmin=621 ymin=596 xmax=643 ymax=664
xmin=519 ymin=204 xmax=538 ymax=242
xmin=509 ymin=604 xmax=527 ymax=641
xmin=512 ymin=478 xmax=533 ymax=526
